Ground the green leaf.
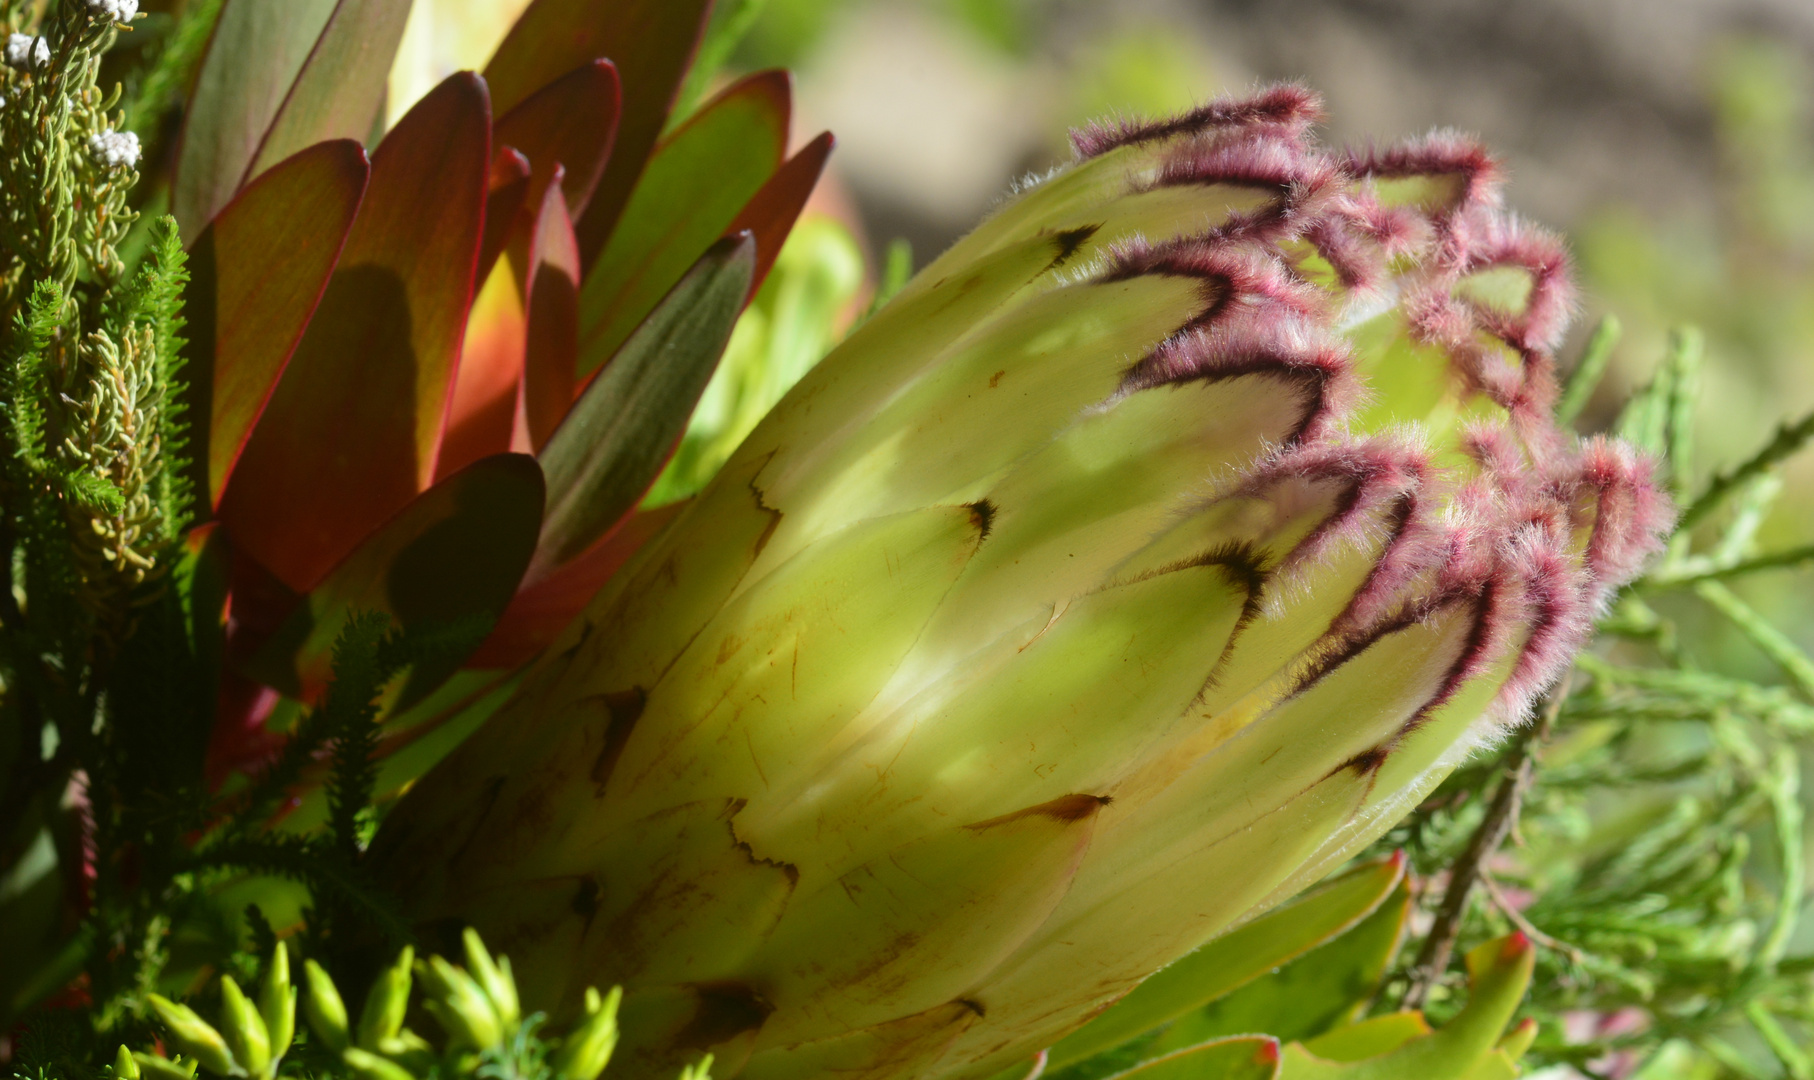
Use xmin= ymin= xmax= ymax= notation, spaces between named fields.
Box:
xmin=173 ymin=0 xmax=338 ymax=237
xmin=575 ymin=71 xmax=789 ymax=379
xmin=1298 ymin=1014 xmax=1431 ymax=1063
xmin=1151 ymin=882 xmax=1411 ymax=1052
xmin=184 ymin=140 xmax=368 ymax=506
xmin=1277 ymin=934 xmax=1535 ymax=1080
xmin=243 ymin=454 xmax=544 ymax=707
xmin=219 ymin=74 xmax=491 ymax=593
xmin=728 ymin=131 xmax=834 ymax=296
xmin=246 ymin=0 xmax=415 ymax=181
xmin=534 ymin=234 xmax=755 ymax=575
xmin=1107 ymin=1037 xmax=1281 ymax=1080
xmin=483 ymin=0 xmax=712 ymax=263
xmin=1042 ymin=854 xmax=1407 ymax=1073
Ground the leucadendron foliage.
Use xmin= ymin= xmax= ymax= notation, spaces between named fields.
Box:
xmin=0 ymin=0 xmax=843 ymax=1053
xmin=372 ymin=87 xmax=1674 ymax=1080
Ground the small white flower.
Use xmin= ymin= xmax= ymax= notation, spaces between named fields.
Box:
xmin=89 ymin=129 xmax=140 ymax=171
xmin=85 ymin=0 xmax=139 ymax=23
xmin=5 ymin=33 xmax=50 ymax=71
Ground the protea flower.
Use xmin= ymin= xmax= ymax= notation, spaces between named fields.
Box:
xmin=169 ymin=0 xmax=833 ymax=784
xmin=371 ymin=86 xmax=1673 ymax=1080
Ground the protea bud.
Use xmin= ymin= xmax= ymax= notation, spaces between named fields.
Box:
xmin=373 ymin=85 xmax=1672 ymax=1080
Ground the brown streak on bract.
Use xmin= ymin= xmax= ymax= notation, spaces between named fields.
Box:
xmin=965 ymin=793 xmax=1110 ymax=831
xmin=967 ymin=499 xmax=997 ymax=541
xmin=675 ymin=982 xmax=775 ymax=1049
xmin=587 ymin=687 xmax=646 ymax=796
xmin=1041 ymin=223 xmax=1101 ymax=273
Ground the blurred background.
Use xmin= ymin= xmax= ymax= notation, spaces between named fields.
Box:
xmin=723 ymin=0 xmax=1814 ymax=686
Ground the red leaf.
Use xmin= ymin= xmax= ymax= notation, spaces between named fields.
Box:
xmin=219 ymin=74 xmax=492 ymax=593
xmin=494 ymin=59 xmax=622 ymax=221
xmin=438 ymin=259 xmax=527 ymax=481
xmin=519 ymin=180 xmax=581 ymax=452
xmin=479 ymin=148 xmax=532 ymax=284
xmin=466 ymin=499 xmax=685 ymax=669
xmin=186 ymin=140 xmax=367 ymax=507
xmin=439 ymin=167 xmax=581 ymax=477
xmin=728 ymin=130 xmax=835 ymax=296
xmin=243 ymin=454 xmax=546 ymax=703
xmin=483 ymin=0 xmax=712 ymax=267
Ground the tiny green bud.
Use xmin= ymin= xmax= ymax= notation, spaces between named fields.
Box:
xmin=340 ymin=1047 xmax=417 ymax=1080
xmin=677 ymin=1053 xmax=714 ymax=1080
xmin=356 ymin=946 xmax=414 ymax=1050
xmin=131 ymin=1054 xmax=197 ymax=1080
xmin=113 ymin=1044 xmax=141 ymax=1079
xmin=373 ymin=1028 xmax=437 ymax=1076
xmin=146 ymin=994 xmax=237 ymax=1076
xmin=415 ymin=955 xmax=502 ymax=1051
xmin=461 ymin=928 xmax=520 ymax=1032
xmin=301 ymin=959 xmax=350 ymax=1052
xmin=259 ymin=944 xmax=296 ymax=1067
xmin=549 ymin=985 xmax=622 ymax=1080
xmin=217 ymin=975 xmax=270 ymax=1077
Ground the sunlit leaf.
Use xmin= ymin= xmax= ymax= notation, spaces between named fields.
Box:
xmin=221 ymin=74 xmax=491 ymax=592
xmin=184 ymin=140 xmax=367 ymax=506
xmin=535 ymin=234 xmax=754 ymax=575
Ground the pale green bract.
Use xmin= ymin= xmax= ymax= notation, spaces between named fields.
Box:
xmin=372 ymin=86 xmax=1673 ymax=1080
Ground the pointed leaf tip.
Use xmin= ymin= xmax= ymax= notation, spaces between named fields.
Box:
xmin=484 ymin=0 xmax=712 ymax=261
xmin=220 ymin=73 xmax=491 ymax=591
xmin=534 ymin=233 xmax=755 ymax=576
xmin=728 ymin=130 xmax=835 ymax=296
xmin=495 ymin=58 xmax=622 ymax=221
xmin=575 ymin=69 xmax=789 ymax=377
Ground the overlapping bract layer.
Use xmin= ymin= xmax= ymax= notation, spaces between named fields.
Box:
xmin=374 ymin=86 xmax=1673 ymax=1080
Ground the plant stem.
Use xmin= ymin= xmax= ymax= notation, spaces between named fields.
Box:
xmin=1404 ymin=676 xmax=1568 ymax=1008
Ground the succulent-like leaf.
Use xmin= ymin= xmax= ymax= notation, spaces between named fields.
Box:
xmin=243 ymin=454 xmax=544 ymax=706
xmin=172 ymin=0 xmax=339 ymax=237
xmin=534 ymin=234 xmax=754 ymax=575
xmin=247 ymin=0 xmax=414 ymax=181
xmin=482 ymin=0 xmax=713 ymax=264
xmin=575 ymin=71 xmax=788 ymax=379
xmin=726 ymin=131 xmax=835 ymax=295
xmin=185 ymin=140 xmax=367 ymax=506
xmin=1036 ymin=852 xmax=1406 ymax=1072
xmin=1108 ymin=1037 xmax=1283 ymax=1080
xmin=494 ymin=59 xmax=623 ymax=219
xmin=220 ymin=74 xmax=491 ymax=592
xmin=1278 ymin=934 xmax=1535 ymax=1079
xmin=1151 ymin=881 xmax=1411 ymax=1052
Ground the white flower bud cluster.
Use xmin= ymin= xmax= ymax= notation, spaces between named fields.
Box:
xmin=5 ymin=33 xmax=49 ymax=71
xmin=85 ymin=0 xmax=139 ymax=23
xmin=89 ymin=129 xmax=140 ymax=171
